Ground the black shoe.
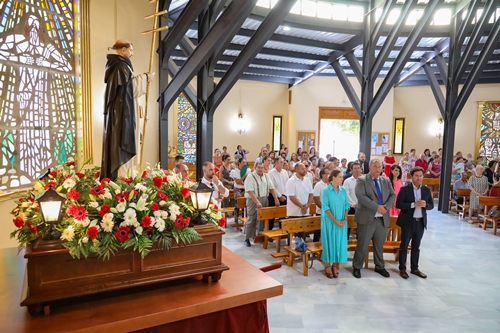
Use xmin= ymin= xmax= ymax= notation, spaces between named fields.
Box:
xmin=352 ymin=268 xmax=361 ymax=279
xmin=244 ymin=239 xmax=251 ymax=247
xmin=374 ymin=268 xmax=390 ymax=278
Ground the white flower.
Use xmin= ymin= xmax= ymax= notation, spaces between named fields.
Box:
xmin=103 ymin=189 xmax=113 ymax=199
xmin=63 ymin=178 xmax=76 ymax=189
xmin=133 ymin=221 xmax=140 ymax=228
xmin=101 ymin=219 xmax=114 ymax=232
xmin=154 ymin=218 xmax=165 ymax=232
xmin=81 ymin=218 xmax=91 ymax=227
xmin=123 ymin=208 xmax=137 ymax=226
xmin=82 ymin=237 xmax=89 ymax=244
xmin=159 ymin=200 xmax=167 ymax=206
xmin=135 ymin=226 xmax=143 ymax=235
xmin=21 ymin=202 xmax=31 ymax=208
xmin=90 ymin=219 xmax=99 ymax=227
xmin=205 ymin=208 xmax=211 ymax=215
xmin=116 ymin=202 xmax=126 ymax=212
xmin=135 ymin=183 xmax=147 ymax=192
xmin=89 ymin=202 xmax=99 ymax=208
xmin=61 ymin=226 xmax=75 ymax=241
xmin=169 ymin=212 xmax=177 ymax=221
xmin=161 ymin=210 xmax=169 ymax=219
xmin=153 ymin=210 xmax=162 ymax=218
xmin=108 ymin=181 xmax=121 ymax=191
xmin=135 ymin=196 xmax=148 ymax=211
xmin=169 ymin=203 xmax=180 ymax=216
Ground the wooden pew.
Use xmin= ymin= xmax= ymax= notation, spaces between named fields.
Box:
xmin=455 ymin=188 xmax=470 ymax=219
xmin=231 ymin=197 xmax=248 ymax=231
xmin=281 ymin=216 xmax=322 ymax=276
xmin=220 ymin=190 xmax=234 ymax=228
xmin=478 ymin=196 xmax=500 ymax=234
xmin=422 ymin=178 xmax=440 ymax=198
xmin=257 ymin=206 xmax=287 ymax=253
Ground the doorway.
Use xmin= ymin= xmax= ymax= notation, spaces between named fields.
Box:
xmin=318 ymin=107 xmax=359 ymax=161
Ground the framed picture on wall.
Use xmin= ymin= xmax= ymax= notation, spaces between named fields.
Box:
xmin=393 ymin=118 xmax=405 ymax=154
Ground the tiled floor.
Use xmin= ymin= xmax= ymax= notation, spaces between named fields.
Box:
xmin=221 ymin=206 xmax=500 ymax=333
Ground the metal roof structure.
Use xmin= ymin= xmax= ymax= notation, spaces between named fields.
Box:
xmin=166 ymin=0 xmax=500 ymax=87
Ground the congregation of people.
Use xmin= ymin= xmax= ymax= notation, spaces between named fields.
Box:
xmin=173 ymin=144 xmax=496 ymax=280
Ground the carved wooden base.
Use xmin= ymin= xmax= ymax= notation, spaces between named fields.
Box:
xmin=21 ymin=224 xmax=228 ymax=316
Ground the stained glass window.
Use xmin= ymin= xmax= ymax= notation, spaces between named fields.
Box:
xmin=478 ymin=101 xmax=500 ymax=158
xmin=177 ymin=93 xmax=196 ymax=163
xmin=0 ymin=0 xmax=78 ymax=191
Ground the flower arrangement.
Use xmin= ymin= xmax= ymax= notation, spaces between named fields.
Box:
xmin=10 ymin=160 xmax=226 ymax=260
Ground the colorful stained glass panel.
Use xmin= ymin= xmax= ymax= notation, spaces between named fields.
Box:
xmin=177 ymin=93 xmax=196 ymax=163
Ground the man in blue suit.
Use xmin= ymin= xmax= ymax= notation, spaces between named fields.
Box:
xmin=395 ymin=166 xmax=434 ymax=279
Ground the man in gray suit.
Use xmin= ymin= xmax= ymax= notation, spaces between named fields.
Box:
xmin=352 ymin=159 xmax=395 ymax=278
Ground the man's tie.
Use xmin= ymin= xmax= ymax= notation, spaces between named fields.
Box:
xmin=374 ymin=178 xmax=383 ymax=205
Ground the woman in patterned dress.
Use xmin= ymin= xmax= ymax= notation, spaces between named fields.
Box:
xmin=468 ymin=165 xmax=489 ymax=223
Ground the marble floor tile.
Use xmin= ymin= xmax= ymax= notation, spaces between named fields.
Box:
xmin=222 ymin=205 xmax=500 ymax=332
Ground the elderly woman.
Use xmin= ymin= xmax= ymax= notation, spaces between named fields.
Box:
xmin=399 ymin=152 xmax=411 ymax=182
xmin=468 ymin=165 xmax=489 ymax=223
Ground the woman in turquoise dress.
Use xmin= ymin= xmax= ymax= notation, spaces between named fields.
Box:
xmin=321 ymin=168 xmax=350 ymax=278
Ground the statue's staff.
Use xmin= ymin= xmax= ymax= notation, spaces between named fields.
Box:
xmin=140 ymin=0 xmax=168 ymax=170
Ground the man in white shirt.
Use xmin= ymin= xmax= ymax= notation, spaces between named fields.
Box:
xmin=244 ymin=162 xmax=279 ymax=247
xmin=286 ymin=163 xmax=314 ymax=240
xmin=254 ymin=147 xmax=268 ymax=165
xmin=201 ymin=162 xmax=229 ymax=206
xmin=313 ymin=167 xmax=330 ymax=242
xmin=343 ymin=161 xmax=362 ymax=215
xmin=268 ymin=157 xmax=289 ymax=230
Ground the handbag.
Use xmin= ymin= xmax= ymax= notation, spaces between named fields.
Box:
xmin=294 ymin=237 xmax=315 ymax=269
xmin=488 ymin=206 xmax=500 ymax=218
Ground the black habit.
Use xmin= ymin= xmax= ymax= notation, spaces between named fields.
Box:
xmin=101 ymin=54 xmax=136 ymax=179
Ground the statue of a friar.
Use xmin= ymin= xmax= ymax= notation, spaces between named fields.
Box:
xmin=100 ymin=39 xmax=154 ymax=179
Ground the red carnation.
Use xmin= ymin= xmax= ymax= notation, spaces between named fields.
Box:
xmin=100 ymin=177 xmax=110 ymax=184
xmin=213 ymin=205 xmax=219 ymax=213
xmin=67 ymin=189 xmax=80 ymax=200
xmin=90 ymin=185 xmax=105 ymax=196
xmin=157 ymin=191 xmax=167 ymax=201
xmin=45 ymin=181 xmax=57 ymax=190
xmin=76 ymin=172 xmax=85 ymax=179
xmin=66 ymin=161 xmax=76 ymax=166
xmin=184 ymin=217 xmax=191 ymax=226
xmin=141 ymin=216 xmax=152 ymax=228
xmin=180 ymin=187 xmax=191 ymax=199
xmin=153 ymin=177 xmax=163 ymax=188
xmin=116 ymin=192 xmax=127 ymax=202
xmin=115 ymin=226 xmax=130 ymax=242
xmin=94 ymin=171 xmax=101 ymax=178
xmin=86 ymin=226 xmax=99 ymax=239
xmin=141 ymin=170 xmax=148 ymax=178
xmin=121 ymin=177 xmax=133 ymax=184
xmin=27 ymin=222 xmax=38 ymax=234
xmin=66 ymin=204 xmax=77 ymax=216
xmin=98 ymin=204 xmax=110 ymax=216
xmin=151 ymin=202 xmax=160 ymax=211
xmin=174 ymin=215 xmax=184 ymax=229
xmin=13 ymin=216 xmax=24 ymax=228
xmin=49 ymin=170 xmax=57 ymax=177
xmin=73 ymin=206 xmax=88 ymax=221
xmin=163 ymin=176 xmax=168 ymax=183
xmin=218 ymin=217 xmax=226 ymax=227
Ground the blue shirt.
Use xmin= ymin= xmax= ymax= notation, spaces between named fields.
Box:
xmin=411 ymin=184 xmax=424 ymax=218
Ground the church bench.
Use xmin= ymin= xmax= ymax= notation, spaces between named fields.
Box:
xmin=455 ymin=188 xmax=470 ymax=219
xmin=281 ymin=216 xmax=322 ymax=276
xmin=231 ymin=197 xmax=248 ymax=231
xmin=422 ymin=178 xmax=440 ymax=198
xmin=478 ymin=196 xmax=500 ymax=235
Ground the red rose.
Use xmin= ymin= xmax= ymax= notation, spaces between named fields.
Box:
xmin=153 ymin=177 xmax=163 ymax=188
xmin=94 ymin=171 xmax=101 ymax=178
xmin=49 ymin=170 xmax=57 ymax=177
xmin=180 ymin=187 xmax=190 ymax=199
xmin=90 ymin=185 xmax=105 ymax=196
xmin=184 ymin=217 xmax=191 ymax=226
xmin=45 ymin=181 xmax=57 ymax=190
xmin=141 ymin=170 xmax=148 ymax=178
xmin=66 ymin=161 xmax=76 ymax=166
xmin=157 ymin=191 xmax=167 ymax=200
xmin=174 ymin=215 xmax=184 ymax=229
xmin=73 ymin=206 xmax=88 ymax=221
xmin=151 ymin=202 xmax=160 ymax=211
xmin=100 ymin=177 xmax=110 ymax=184
xmin=13 ymin=216 xmax=24 ymax=228
xmin=98 ymin=204 xmax=110 ymax=216
xmin=76 ymin=172 xmax=85 ymax=179
xmin=115 ymin=226 xmax=130 ymax=242
xmin=141 ymin=216 xmax=152 ymax=228
xmin=67 ymin=189 xmax=80 ymax=200
xmin=27 ymin=222 xmax=38 ymax=234
xmin=218 ymin=217 xmax=226 ymax=227
xmin=86 ymin=226 xmax=99 ymax=239
xmin=66 ymin=204 xmax=77 ymax=216
xmin=116 ymin=192 xmax=127 ymax=202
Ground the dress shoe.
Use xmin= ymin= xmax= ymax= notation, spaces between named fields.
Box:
xmin=352 ymin=268 xmax=361 ymax=279
xmin=244 ymin=239 xmax=251 ymax=247
xmin=374 ymin=267 xmax=390 ymax=278
xmin=410 ymin=270 xmax=427 ymax=279
xmin=399 ymin=270 xmax=409 ymax=279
